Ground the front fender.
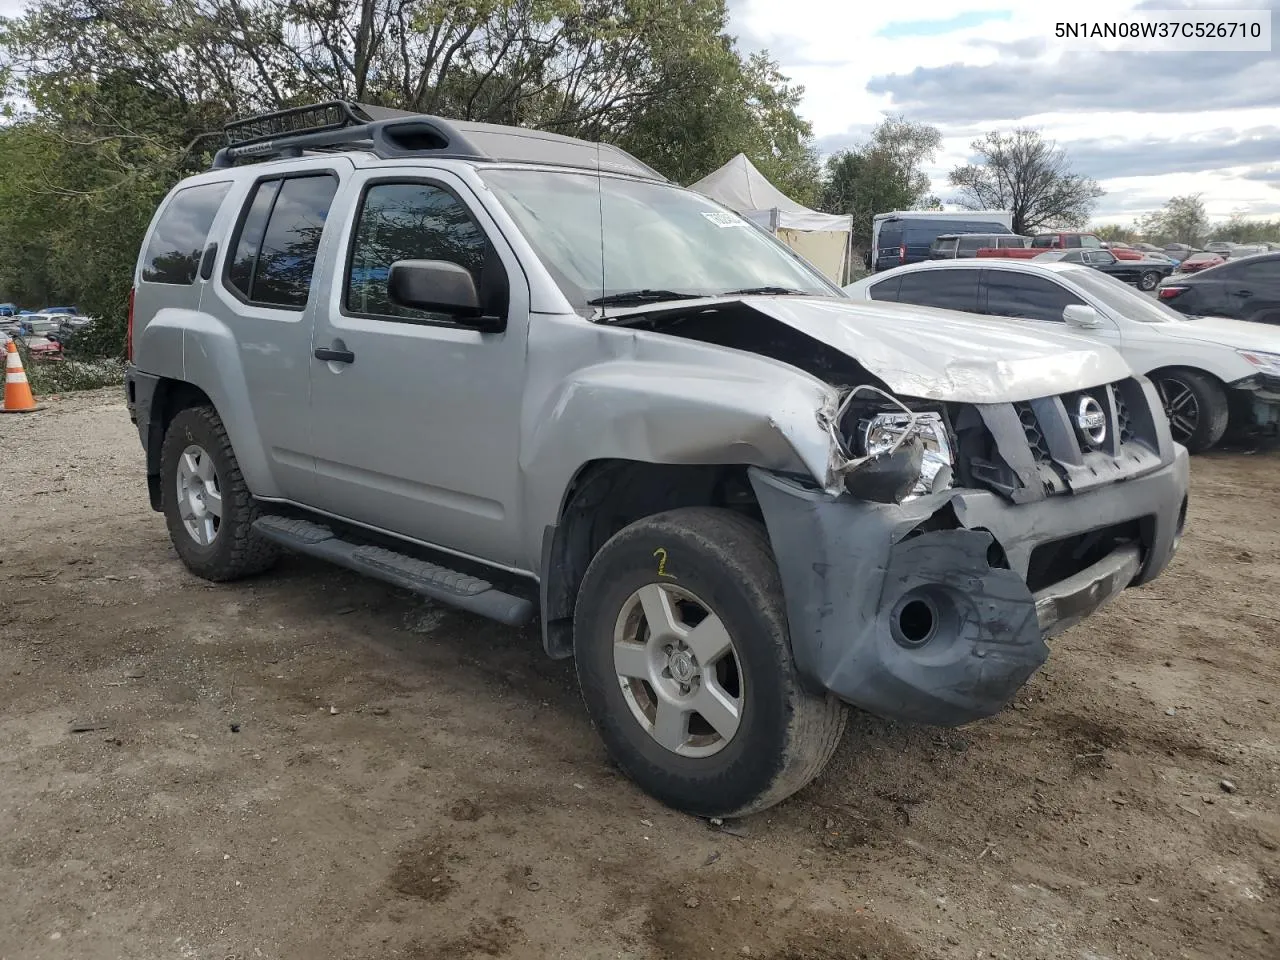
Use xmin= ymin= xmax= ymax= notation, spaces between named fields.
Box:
xmin=519 ymin=327 xmax=844 ymax=573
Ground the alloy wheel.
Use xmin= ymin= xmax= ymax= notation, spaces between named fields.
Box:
xmin=1155 ymin=378 xmax=1200 ymax=445
xmin=175 ymin=444 xmax=223 ymax=546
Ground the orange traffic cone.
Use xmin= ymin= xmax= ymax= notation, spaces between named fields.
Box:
xmin=1 ymin=338 xmax=44 ymax=413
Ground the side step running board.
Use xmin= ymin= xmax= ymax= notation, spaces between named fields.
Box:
xmin=252 ymin=515 xmax=534 ymax=626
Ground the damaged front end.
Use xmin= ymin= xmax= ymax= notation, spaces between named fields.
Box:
xmin=756 ymin=379 xmax=1188 ymax=727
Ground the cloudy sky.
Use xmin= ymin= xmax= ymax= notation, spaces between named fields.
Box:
xmin=730 ymin=0 xmax=1280 ymax=223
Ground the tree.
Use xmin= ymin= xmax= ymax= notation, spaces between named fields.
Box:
xmin=948 ymin=128 xmax=1102 ymax=235
xmin=1092 ymin=223 xmax=1137 ymax=244
xmin=1137 ymin=195 xmax=1209 ymax=247
xmin=819 ymin=116 xmax=942 ymax=248
xmin=1207 ymin=211 xmax=1280 ymax=244
xmin=0 ymin=0 xmax=820 ymax=356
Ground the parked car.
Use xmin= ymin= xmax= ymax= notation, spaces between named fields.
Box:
xmin=1032 ymin=249 xmax=1173 ymax=291
xmin=1164 ymin=243 xmax=1199 ymax=259
xmin=19 ymin=316 xmax=63 ymax=337
xmin=1205 ymin=241 xmax=1234 ymax=255
xmin=1178 ymin=252 xmax=1226 ymax=274
xmin=1029 ymin=233 xmax=1145 ymax=260
xmin=124 ymin=100 xmax=1187 ymax=817
xmin=929 ymin=233 xmax=1029 ymax=259
xmin=869 ymin=211 xmax=1015 ymax=271
xmin=844 ymin=259 xmax=1280 ymax=453
xmin=1157 ymin=252 xmax=1280 ymax=326
xmin=1226 ymin=243 xmax=1269 ymax=260
xmin=19 ymin=334 xmax=63 ymax=361
xmin=40 ymin=305 xmax=79 ymax=315
xmin=1131 ymin=242 xmax=1163 ymax=253
xmin=0 ymin=302 xmax=17 ymax=317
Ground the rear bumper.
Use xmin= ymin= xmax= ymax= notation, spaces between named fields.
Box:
xmin=125 ymin=365 xmax=164 ymax=511
xmin=749 ymin=446 xmax=1189 ymax=727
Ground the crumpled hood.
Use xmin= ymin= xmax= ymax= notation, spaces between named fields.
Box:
xmin=737 ymin=296 xmax=1132 ymax=403
xmin=1148 ymin=313 xmax=1280 ymax=352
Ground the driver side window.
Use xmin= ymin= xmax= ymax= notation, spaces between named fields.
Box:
xmin=983 ymin=270 xmax=1084 ymax=322
xmin=345 ymin=181 xmax=503 ymax=322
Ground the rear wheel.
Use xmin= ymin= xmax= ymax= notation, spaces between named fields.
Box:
xmin=1138 ymin=270 xmax=1162 ymax=292
xmin=160 ymin=405 xmax=278 ymax=580
xmin=573 ymin=507 xmax=847 ymax=818
xmin=1153 ymin=370 xmax=1229 ymax=453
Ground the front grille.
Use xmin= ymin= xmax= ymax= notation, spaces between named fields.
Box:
xmin=1025 ymin=520 xmax=1142 ymax=593
xmin=1015 ymin=402 xmax=1050 ymax=461
xmin=1114 ymin=390 xmax=1134 ymax=444
xmin=969 ymin=378 xmax=1164 ymax=502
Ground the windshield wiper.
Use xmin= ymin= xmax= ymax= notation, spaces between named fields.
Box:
xmin=720 ymin=285 xmax=809 ymax=296
xmin=586 ymin=289 xmax=703 ymax=307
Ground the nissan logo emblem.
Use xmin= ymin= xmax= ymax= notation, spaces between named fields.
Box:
xmin=1075 ymin=396 xmax=1107 ymax=447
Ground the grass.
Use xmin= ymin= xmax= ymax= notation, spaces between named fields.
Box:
xmin=21 ymin=353 xmax=125 ymax=396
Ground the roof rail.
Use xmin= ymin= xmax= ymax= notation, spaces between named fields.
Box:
xmin=210 ymin=100 xmax=666 ymax=181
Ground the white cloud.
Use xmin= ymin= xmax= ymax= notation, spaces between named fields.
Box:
xmin=731 ymin=0 xmax=1280 ymax=223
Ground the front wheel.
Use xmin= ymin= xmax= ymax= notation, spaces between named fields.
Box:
xmin=573 ymin=507 xmax=848 ymax=818
xmin=1139 ymin=270 xmax=1162 ymax=292
xmin=1153 ymin=370 xmax=1229 ymax=453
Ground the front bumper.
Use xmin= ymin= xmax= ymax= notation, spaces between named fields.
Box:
xmin=749 ymin=444 xmax=1189 ymax=727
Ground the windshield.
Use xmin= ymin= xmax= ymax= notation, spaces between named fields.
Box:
xmin=1064 ymin=267 xmax=1185 ymax=323
xmin=478 ymin=168 xmax=837 ymax=308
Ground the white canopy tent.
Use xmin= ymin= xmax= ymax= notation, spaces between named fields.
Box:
xmin=689 ymin=153 xmax=853 ymax=284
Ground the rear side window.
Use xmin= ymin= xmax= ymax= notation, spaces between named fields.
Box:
xmin=997 ymin=237 xmax=1026 ymax=249
xmin=227 ymin=174 xmax=339 ymax=308
xmin=346 ymin=182 xmax=489 ymax=321
xmin=957 ymin=237 xmax=984 ymax=254
xmin=984 ymin=270 xmax=1084 ymax=322
xmin=142 ymin=182 xmax=231 ymax=285
xmin=1031 ymin=236 xmax=1055 ymax=248
xmin=896 ymin=270 xmax=980 ymax=312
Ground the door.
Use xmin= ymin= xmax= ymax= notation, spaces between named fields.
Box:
xmin=305 ymin=169 xmax=530 ymax=566
xmin=1227 ymin=258 xmax=1280 ymax=324
xmin=876 ymin=220 xmax=903 ymax=271
xmin=201 ymin=160 xmax=347 ymax=501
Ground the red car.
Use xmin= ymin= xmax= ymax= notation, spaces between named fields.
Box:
xmin=978 ymin=232 xmax=1145 ymax=261
xmin=19 ymin=335 xmax=64 ymax=361
xmin=1178 ymin=252 xmax=1225 ymax=273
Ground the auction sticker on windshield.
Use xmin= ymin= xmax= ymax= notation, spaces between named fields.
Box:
xmin=701 ymin=211 xmax=748 ymax=228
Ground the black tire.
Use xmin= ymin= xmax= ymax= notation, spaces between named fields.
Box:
xmin=159 ymin=405 xmax=278 ymax=581
xmin=1152 ymin=369 xmax=1230 ymax=454
xmin=573 ymin=507 xmax=847 ymax=818
xmin=1138 ymin=270 xmax=1161 ymax=292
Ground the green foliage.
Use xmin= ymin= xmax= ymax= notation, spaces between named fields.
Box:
xmin=1092 ymin=223 xmax=1137 ymax=243
xmin=949 ymin=128 xmax=1103 ymax=236
xmin=0 ymin=0 xmax=822 ymax=358
xmin=1207 ymin=212 xmax=1280 ymax=244
xmin=1136 ymin=194 xmax=1209 ymax=247
xmin=818 ymin=117 xmax=942 ymax=248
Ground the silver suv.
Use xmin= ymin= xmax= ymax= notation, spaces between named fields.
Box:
xmin=126 ymin=102 xmax=1189 ymax=817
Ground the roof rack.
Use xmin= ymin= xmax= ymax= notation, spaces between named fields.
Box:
xmin=211 ymin=101 xmax=666 ymax=182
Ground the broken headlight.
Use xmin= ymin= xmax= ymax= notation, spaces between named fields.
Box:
xmin=862 ymin=412 xmax=955 ymax=498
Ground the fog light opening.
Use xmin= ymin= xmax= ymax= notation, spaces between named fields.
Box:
xmin=897 ymin=598 xmax=937 ymax=648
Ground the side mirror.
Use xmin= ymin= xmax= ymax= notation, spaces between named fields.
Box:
xmin=387 ymin=259 xmax=503 ymax=331
xmin=1063 ymin=304 xmax=1102 ymax=329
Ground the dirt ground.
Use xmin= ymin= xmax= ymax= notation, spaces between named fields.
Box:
xmin=1 ymin=389 xmax=1276 ymax=960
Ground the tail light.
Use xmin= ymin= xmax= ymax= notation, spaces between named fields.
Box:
xmin=126 ymin=287 xmax=135 ymax=361
xmin=899 ymin=243 xmax=907 ymax=263
xmin=1157 ymin=286 xmax=1188 ymax=300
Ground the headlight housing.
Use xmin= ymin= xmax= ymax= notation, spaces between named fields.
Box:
xmin=862 ymin=412 xmax=956 ymax=500
xmin=1239 ymin=349 xmax=1280 ymax=377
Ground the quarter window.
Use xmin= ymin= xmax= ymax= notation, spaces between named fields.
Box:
xmin=227 ymin=174 xmax=339 ymax=308
xmin=142 ymin=182 xmax=231 ymax=285
xmin=984 ymin=271 xmax=1084 ymax=322
xmin=868 ymin=275 xmax=901 ymax=302
xmin=345 ymin=182 xmax=491 ymax=321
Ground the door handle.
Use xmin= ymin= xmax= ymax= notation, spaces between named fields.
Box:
xmin=1233 ymin=289 xmax=1253 ymax=297
xmin=314 ymin=345 xmax=355 ymax=364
